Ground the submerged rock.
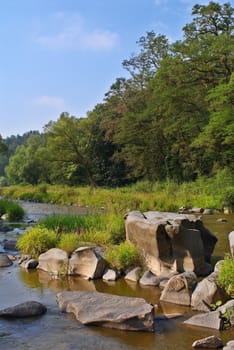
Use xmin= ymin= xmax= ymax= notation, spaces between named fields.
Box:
xmin=192 ymin=335 xmax=223 ymax=348
xmin=0 ymin=301 xmax=47 ymax=318
xmin=0 ymin=253 xmax=13 ymax=267
xmin=57 ymin=290 xmax=154 ymax=332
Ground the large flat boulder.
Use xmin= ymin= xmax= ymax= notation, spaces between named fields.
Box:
xmin=125 ymin=211 xmax=217 ymax=276
xmin=57 ymin=291 xmax=154 ymax=332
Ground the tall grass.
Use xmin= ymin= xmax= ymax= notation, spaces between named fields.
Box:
xmin=0 ymin=169 xmax=233 ymax=213
xmin=0 ymin=199 xmax=25 ymax=221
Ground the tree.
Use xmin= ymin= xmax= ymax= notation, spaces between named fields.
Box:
xmin=5 ymin=133 xmax=48 ymax=185
xmin=193 ymin=72 xmax=234 ymax=171
xmin=44 ymin=112 xmax=96 ymax=187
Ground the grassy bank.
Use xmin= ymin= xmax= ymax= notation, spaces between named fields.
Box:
xmin=0 ymin=170 xmax=233 ymax=213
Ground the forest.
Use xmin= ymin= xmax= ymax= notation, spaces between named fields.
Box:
xmin=0 ymin=2 xmax=233 ymax=188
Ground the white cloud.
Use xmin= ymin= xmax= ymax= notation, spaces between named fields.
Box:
xmin=34 ymin=12 xmax=119 ymax=51
xmin=32 ymin=95 xmax=65 ymax=108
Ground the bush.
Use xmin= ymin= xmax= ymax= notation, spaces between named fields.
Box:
xmin=217 ymin=255 xmax=234 ymax=298
xmin=6 ymin=202 xmax=25 ymax=221
xmin=105 ymin=241 xmax=141 ymax=271
xmin=17 ymin=227 xmax=59 ymax=258
xmin=223 ymin=189 xmax=234 ymax=209
xmin=58 ymin=233 xmax=82 ymax=255
xmin=106 ymin=214 xmax=126 ymax=244
xmin=0 ymin=200 xmax=25 ymax=221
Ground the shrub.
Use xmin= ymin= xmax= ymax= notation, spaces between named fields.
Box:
xmin=105 ymin=214 xmax=126 ymax=244
xmin=105 ymin=241 xmax=141 ymax=271
xmin=0 ymin=200 xmax=25 ymax=221
xmin=58 ymin=233 xmax=82 ymax=255
xmin=223 ymin=189 xmax=234 ymax=209
xmin=6 ymin=201 xmax=25 ymax=221
xmin=217 ymin=255 xmax=234 ymax=298
xmin=17 ymin=227 xmax=59 ymax=258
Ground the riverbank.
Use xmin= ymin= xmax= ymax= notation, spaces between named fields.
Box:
xmin=0 ymin=175 xmax=233 ymax=214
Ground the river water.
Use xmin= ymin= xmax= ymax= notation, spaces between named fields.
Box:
xmin=0 ymin=202 xmax=233 ymax=349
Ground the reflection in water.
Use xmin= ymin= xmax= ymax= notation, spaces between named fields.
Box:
xmin=1 ymin=208 xmax=234 ymax=349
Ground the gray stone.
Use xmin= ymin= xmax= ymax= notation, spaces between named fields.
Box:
xmin=37 ymin=248 xmax=68 ymax=276
xmin=125 ymin=211 xmax=217 ymax=276
xmin=57 ymin=291 xmax=154 ymax=332
xmin=0 ymin=253 xmax=13 ymax=267
xmin=124 ymin=267 xmax=142 ymax=282
xmin=68 ymin=246 xmax=106 ymax=279
xmin=3 ymin=239 xmax=17 ymax=250
xmin=0 ymin=301 xmax=47 ymax=318
xmin=203 ymin=209 xmax=215 ymax=215
xmin=191 ymin=272 xmax=228 ymax=312
xmin=139 ymin=270 xmax=160 ymax=286
xmin=160 ymin=271 xmax=197 ymax=306
xmin=102 ymin=268 xmax=118 ymax=281
xmin=229 ymin=231 xmax=234 ymax=259
xmin=223 ymin=340 xmax=234 ymax=349
xmin=192 ymin=335 xmax=223 ymax=348
xmin=184 ymin=299 xmax=234 ymax=330
xmin=20 ymin=258 xmax=38 ymax=269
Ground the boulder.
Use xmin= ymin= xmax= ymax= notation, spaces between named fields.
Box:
xmin=191 ymin=272 xmax=228 ymax=312
xmin=125 ymin=211 xmax=217 ymax=276
xmin=223 ymin=340 xmax=234 ymax=349
xmin=57 ymin=290 xmax=154 ymax=332
xmin=68 ymin=246 xmax=106 ymax=279
xmin=124 ymin=267 xmax=142 ymax=282
xmin=229 ymin=231 xmax=234 ymax=258
xmin=37 ymin=248 xmax=68 ymax=276
xmin=102 ymin=268 xmax=118 ymax=281
xmin=192 ymin=335 xmax=223 ymax=348
xmin=0 ymin=301 xmax=47 ymax=318
xmin=3 ymin=239 xmax=17 ymax=250
xmin=184 ymin=299 xmax=234 ymax=330
xmin=139 ymin=270 xmax=161 ymax=286
xmin=0 ymin=253 xmax=13 ymax=267
xmin=20 ymin=257 xmax=38 ymax=269
xmin=160 ymin=271 xmax=197 ymax=306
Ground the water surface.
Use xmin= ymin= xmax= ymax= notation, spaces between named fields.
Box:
xmin=0 ymin=203 xmax=233 ymax=349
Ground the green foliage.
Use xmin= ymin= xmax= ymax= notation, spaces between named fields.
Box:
xmin=39 ymin=214 xmax=105 ymax=234
xmin=17 ymin=227 xmax=59 ymax=258
xmin=0 ymin=200 xmax=25 ymax=221
xmin=217 ymin=255 xmax=234 ymax=298
xmin=105 ymin=241 xmax=141 ymax=271
xmin=105 ymin=214 xmax=126 ymax=244
xmin=57 ymin=233 xmax=82 ymax=255
xmin=223 ymin=189 xmax=234 ymax=209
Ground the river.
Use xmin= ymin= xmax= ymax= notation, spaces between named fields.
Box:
xmin=0 ymin=202 xmax=233 ymax=349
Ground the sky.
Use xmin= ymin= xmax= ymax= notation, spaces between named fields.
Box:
xmin=0 ymin=0 xmax=228 ymax=138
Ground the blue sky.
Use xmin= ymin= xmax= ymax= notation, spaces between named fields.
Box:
xmin=0 ymin=0 xmax=227 ymax=137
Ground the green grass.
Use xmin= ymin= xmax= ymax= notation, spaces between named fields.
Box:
xmin=0 ymin=199 xmax=25 ymax=221
xmin=1 ymin=169 xmax=233 ymax=213
xmin=17 ymin=227 xmax=59 ymax=258
xmin=105 ymin=241 xmax=141 ymax=271
xmin=217 ymin=255 xmax=234 ymax=298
